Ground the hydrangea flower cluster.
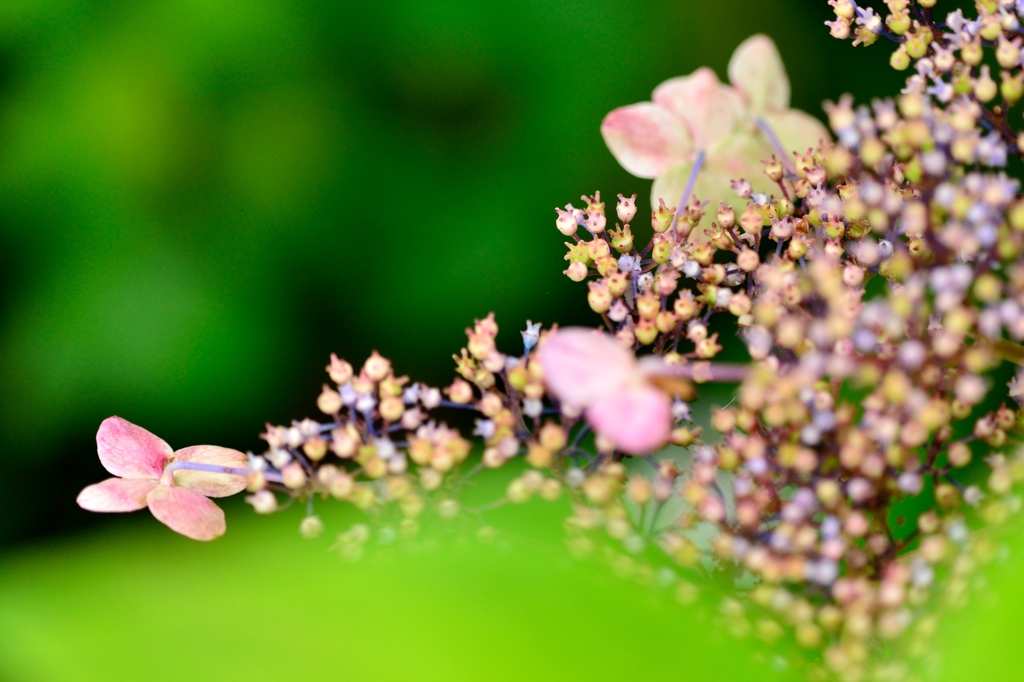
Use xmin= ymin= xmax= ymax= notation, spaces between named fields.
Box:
xmin=79 ymin=4 xmax=1024 ymax=680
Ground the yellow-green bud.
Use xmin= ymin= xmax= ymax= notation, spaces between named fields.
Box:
xmin=890 ymin=45 xmax=910 ymax=70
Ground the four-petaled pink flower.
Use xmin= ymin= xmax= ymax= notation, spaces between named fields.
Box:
xmin=601 ymin=34 xmax=830 ymax=220
xmin=77 ymin=416 xmax=249 ymax=540
xmin=539 ymin=328 xmax=672 ymax=454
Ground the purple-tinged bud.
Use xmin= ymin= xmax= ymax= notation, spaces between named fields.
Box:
xmin=826 ymin=18 xmax=850 ymax=40
xmin=731 ymin=179 xmax=752 ymax=198
xmin=898 ymin=472 xmax=924 ymax=495
xmin=829 ymin=0 xmax=854 ymax=20
xmin=581 ymin=191 xmax=604 ymax=215
xmin=585 ymin=212 xmax=606 ymax=234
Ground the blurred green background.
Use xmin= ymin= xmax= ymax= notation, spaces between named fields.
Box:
xmin=0 ymin=0 xmax=903 ymax=548
xmin=6 ymin=1 xmax=1001 ymax=680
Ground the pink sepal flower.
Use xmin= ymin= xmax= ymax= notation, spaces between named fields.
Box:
xmin=77 ymin=416 xmax=248 ymax=541
xmin=539 ymin=328 xmax=671 ymax=454
xmin=601 ymin=35 xmax=829 ymax=220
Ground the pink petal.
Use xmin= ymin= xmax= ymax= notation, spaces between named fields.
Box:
xmin=728 ymin=35 xmax=790 ymax=115
xmin=172 ymin=445 xmax=249 ymax=498
xmin=601 ymin=102 xmax=694 ymax=179
xmin=96 ymin=416 xmax=173 ymax=479
xmin=539 ymin=328 xmax=636 ymax=409
xmin=586 ymin=385 xmax=672 ymax=455
xmin=761 ymin=110 xmax=830 ymax=156
xmin=147 ymin=485 xmax=226 ymax=541
xmin=653 ymin=68 xmax=742 ymax=150
xmin=77 ymin=477 xmax=159 ymax=512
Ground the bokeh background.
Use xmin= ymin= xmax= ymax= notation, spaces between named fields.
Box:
xmin=0 ymin=0 xmax=905 ymax=550
xmin=2 ymin=1 xmax=1017 ymax=680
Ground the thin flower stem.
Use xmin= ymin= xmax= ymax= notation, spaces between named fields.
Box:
xmin=668 ymin=150 xmax=706 ymax=238
xmin=164 ymin=461 xmax=283 ymax=483
xmin=660 ymin=362 xmax=750 ymax=383
xmin=440 ymin=400 xmax=480 ymax=411
xmin=755 ymin=118 xmax=797 ymax=175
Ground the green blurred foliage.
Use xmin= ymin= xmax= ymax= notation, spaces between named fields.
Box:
xmin=0 ymin=0 xmax=899 ymax=546
xmin=0 ymin=498 xmax=799 ymax=682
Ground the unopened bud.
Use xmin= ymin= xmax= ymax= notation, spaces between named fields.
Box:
xmin=246 ymin=490 xmax=277 ymax=514
xmin=282 ymin=462 xmax=307 ymax=489
xmin=616 ymin=193 xmax=637 ymax=224
xmin=317 ymin=385 xmax=342 ymax=414
xmin=327 ymin=354 xmax=353 ymax=384
xmin=299 ymin=515 xmax=324 ymax=538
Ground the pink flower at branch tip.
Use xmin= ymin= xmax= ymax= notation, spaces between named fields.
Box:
xmin=600 ymin=34 xmax=830 ymax=226
xmin=538 ymin=328 xmax=672 ymax=454
xmin=76 ymin=416 xmax=248 ymax=541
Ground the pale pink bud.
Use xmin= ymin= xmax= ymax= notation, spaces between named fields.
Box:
xmin=246 ymin=490 xmax=278 ymax=514
xmin=555 ymin=207 xmax=580 ymax=236
xmin=616 ymin=193 xmax=637 ymax=224
xmin=281 ymin=462 xmax=307 ymax=489
xmin=564 ymin=260 xmax=588 ymax=282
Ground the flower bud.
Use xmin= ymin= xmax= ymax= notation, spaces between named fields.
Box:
xmin=327 ymin=354 xmax=353 ymax=384
xmin=299 ymin=515 xmax=324 ymax=538
xmin=564 ymin=260 xmax=588 ymax=282
xmin=303 ymin=437 xmax=328 ymax=462
xmin=627 ymin=476 xmax=652 ymax=506
xmin=446 ymin=378 xmax=474 ymax=404
xmin=527 ymin=442 xmax=554 ymax=468
xmin=438 ymin=499 xmax=460 ymax=519
xmin=635 ymin=319 xmax=658 ymax=345
xmin=555 ymin=207 xmax=579 ymax=236
xmin=282 ymin=462 xmax=307 ymax=489
xmin=974 ymin=66 xmax=998 ymax=103
xmin=636 ymin=291 xmax=660 ymax=320
xmin=329 ymin=471 xmax=355 ymax=498
xmin=246 ymin=490 xmax=277 ymax=514
xmin=616 ymin=193 xmax=637 ymax=224
xmin=317 ymin=385 xmax=342 ymax=414
xmin=587 ymin=280 xmax=613 ymax=313
xmin=652 ymin=198 xmax=675 ymax=233
xmin=539 ymin=478 xmax=562 ymax=501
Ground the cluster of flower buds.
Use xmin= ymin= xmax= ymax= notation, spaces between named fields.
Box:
xmin=240 ymin=313 xmax=596 ymax=547
xmin=78 ymin=9 xmax=1024 ymax=680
